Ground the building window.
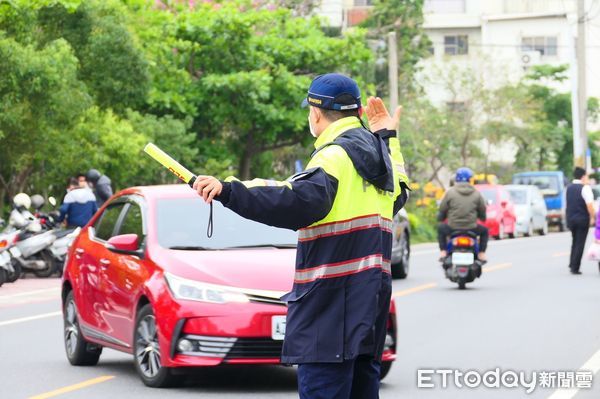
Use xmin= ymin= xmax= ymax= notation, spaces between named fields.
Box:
xmin=444 ymin=35 xmax=468 ymax=55
xmin=354 ymin=0 xmax=373 ymax=6
xmin=521 ymin=36 xmax=557 ymax=56
xmin=424 ymin=0 xmax=466 ymax=13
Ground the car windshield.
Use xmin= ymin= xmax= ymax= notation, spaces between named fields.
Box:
xmin=513 ymin=175 xmax=559 ymax=197
xmin=507 ymin=189 xmax=527 ymax=205
xmin=155 ymin=198 xmax=298 ymax=250
xmin=479 ymin=189 xmax=496 ymax=204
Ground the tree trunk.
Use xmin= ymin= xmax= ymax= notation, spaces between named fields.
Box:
xmin=238 ymin=132 xmax=256 ymax=180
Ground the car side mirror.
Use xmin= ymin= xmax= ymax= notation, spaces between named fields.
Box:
xmin=106 ymin=234 xmax=143 ymax=257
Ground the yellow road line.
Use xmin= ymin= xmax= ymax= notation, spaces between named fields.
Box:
xmin=552 ymin=252 xmax=569 ymax=257
xmin=28 ymin=376 xmax=115 ymax=399
xmin=393 ymin=282 xmax=437 ymax=297
xmin=483 ymin=262 xmax=513 ymax=272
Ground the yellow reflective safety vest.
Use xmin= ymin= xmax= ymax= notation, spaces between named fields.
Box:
xmin=217 ymin=116 xmax=409 ymax=363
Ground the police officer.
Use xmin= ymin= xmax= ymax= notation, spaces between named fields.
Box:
xmin=194 ymin=73 xmax=409 ymax=399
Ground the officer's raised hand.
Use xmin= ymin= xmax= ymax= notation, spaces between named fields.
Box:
xmin=364 ymin=96 xmax=402 ymax=132
xmin=193 ymin=176 xmax=223 ymax=203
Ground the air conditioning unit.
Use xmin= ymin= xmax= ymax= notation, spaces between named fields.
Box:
xmin=521 ymin=50 xmax=541 ymax=67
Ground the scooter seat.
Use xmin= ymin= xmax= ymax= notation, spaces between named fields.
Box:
xmin=54 ymin=228 xmax=76 ymax=239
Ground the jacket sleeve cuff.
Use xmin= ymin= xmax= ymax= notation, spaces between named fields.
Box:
xmin=216 ymin=181 xmax=232 ymax=204
xmin=375 ymin=129 xmax=396 ymax=140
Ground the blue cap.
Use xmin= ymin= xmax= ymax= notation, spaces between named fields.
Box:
xmin=455 ymin=167 xmax=474 ymax=183
xmin=301 ymin=73 xmax=361 ymax=111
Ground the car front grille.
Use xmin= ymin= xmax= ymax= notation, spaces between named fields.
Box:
xmin=225 ymin=338 xmax=283 ymax=359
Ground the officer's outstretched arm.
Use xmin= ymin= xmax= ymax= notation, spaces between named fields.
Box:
xmin=215 ymin=167 xmax=338 ymax=231
xmin=376 ymin=128 xmax=410 ymax=215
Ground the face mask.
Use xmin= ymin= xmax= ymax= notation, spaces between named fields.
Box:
xmin=308 ymin=112 xmax=317 ymax=138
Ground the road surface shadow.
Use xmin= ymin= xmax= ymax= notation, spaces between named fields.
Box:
xmin=97 ymin=360 xmax=298 ymax=393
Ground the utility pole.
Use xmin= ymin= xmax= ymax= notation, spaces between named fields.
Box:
xmin=388 ymin=31 xmax=398 ymax=111
xmin=575 ymin=0 xmax=588 ymax=169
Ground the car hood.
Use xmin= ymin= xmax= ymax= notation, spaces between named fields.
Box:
xmin=152 ymin=247 xmax=296 ymax=294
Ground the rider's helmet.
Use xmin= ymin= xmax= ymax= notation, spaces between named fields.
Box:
xmin=30 ymin=194 xmax=45 ymax=210
xmin=13 ymin=193 xmax=31 ymax=209
xmin=86 ymin=169 xmax=101 ymax=184
xmin=455 ymin=167 xmax=474 ymax=183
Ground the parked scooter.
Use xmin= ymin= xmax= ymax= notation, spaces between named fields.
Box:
xmin=440 ymin=231 xmax=486 ymax=289
xmin=9 ymin=193 xmax=57 ymax=277
xmin=0 ymin=229 xmax=23 ymax=283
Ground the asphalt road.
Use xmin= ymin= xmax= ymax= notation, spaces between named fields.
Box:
xmin=1 ymin=231 xmax=599 ymax=399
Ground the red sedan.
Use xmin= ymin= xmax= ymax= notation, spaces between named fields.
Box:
xmin=475 ymin=184 xmax=517 ymax=239
xmin=62 ymin=185 xmax=397 ymax=387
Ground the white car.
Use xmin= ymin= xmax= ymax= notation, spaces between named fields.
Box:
xmin=505 ymin=185 xmax=548 ymax=236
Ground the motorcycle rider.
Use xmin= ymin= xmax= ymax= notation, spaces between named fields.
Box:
xmin=86 ymin=169 xmax=113 ymax=206
xmin=9 ymin=193 xmax=38 ymax=231
xmin=437 ymin=167 xmax=488 ymax=262
xmin=57 ymin=177 xmax=98 ymax=228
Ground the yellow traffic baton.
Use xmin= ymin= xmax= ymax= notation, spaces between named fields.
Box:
xmin=143 ymin=143 xmax=197 ymax=187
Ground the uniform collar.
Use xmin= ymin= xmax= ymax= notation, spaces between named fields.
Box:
xmin=314 ymin=117 xmax=362 ymax=149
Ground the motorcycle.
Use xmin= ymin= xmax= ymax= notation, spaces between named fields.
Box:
xmin=441 ymin=231 xmax=485 ymax=289
xmin=0 ymin=229 xmax=23 ymax=283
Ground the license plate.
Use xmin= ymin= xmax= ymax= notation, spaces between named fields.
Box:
xmin=452 ymin=252 xmax=474 ymax=265
xmin=271 ymin=316 xmax=286 ymax=341
xmin=8 ymin=246 xmax=21 ymax=258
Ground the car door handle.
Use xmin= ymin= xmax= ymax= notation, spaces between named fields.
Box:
xmin=75 ymin=248 xmax=84 ymax=254
xmin=99 ymin=258 xmax=110 ymax=268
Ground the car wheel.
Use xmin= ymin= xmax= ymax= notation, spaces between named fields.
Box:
xmin=496 ymin=223 xmax=505 ymax=240
xmin=380 ymin=361 xmax=392 ymax=380
xmin=391 ymin=231 xmax=410 ymax=279
xmin=559 ymin=220 xmax=566 ymax=232
xmin=540 ymin=221 xmax=549 ymax=236
xmin=6 ymin=259 xmax=22 ymax=283
xmin=134 ymin=304 xmax=182 ymax=388
xmin=64 ymin=291 xmax=102 ymax=366
xmin=525 ymin=220 xmax=534 ymax=237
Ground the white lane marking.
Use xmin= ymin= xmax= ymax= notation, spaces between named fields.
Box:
xmin=0 ymin=311 xmax=61 ymax=327
xmin=0 ymin=288 xmax=59 ymax=300
xmin=547 ymin=347 xmax=600 ymax=399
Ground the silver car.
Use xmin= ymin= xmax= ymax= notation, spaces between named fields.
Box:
xmin=505 ymin=185 xmax=548 ymax=236
xmin=391 ymin=208 xmax=410 ymax=279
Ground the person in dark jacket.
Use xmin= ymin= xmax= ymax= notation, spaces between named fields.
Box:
xmin=438 ymin=167 xmax=488 ymax=261
xmin=192 ymin=74 xmax=409 ymax=399
xmin=57 ymin=177 xmax=98 ymax=228
xmin=86 ymin=169 xmax=113 ymax=206
xmin=566 ymin=167 xmax=595 ymax=274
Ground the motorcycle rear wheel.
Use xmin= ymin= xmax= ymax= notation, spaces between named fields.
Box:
xmin=33 ymin=251 xmax=57 ymax=278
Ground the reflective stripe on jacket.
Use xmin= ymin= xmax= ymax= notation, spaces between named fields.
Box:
xmin=216 ymin=116 xmax=409 ymax=364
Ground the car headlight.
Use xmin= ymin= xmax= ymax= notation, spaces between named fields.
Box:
xmin=164 ymin=272 xmax=249 ymax=304
xmin=487 ymin=210 xmax=497 ymax=218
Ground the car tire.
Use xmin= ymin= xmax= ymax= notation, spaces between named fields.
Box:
xmin=380 ymin=361 xmax=392 ymax=380
xmin=539 ymin=221 xmax=549 ymax=236
xmin=495 ymin=223 xmax=505 ymax=240
xmin=525 ymin=220 xmax=534 ymax=237
xmin=134 ymin=304 xmax=182 ymax=388
xmin=559 ymin=220 xmax=566 ymax=232
xmin=63 ymin=291 xmax=102 ymax=366
xmin=391 ymin=231 xmax=410 ymax=280
xmin=6 ymin=259 xmax=22 ymax=283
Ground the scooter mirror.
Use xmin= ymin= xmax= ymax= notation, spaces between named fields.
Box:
xmin=48 ymin=197 xmax=57 ymax=207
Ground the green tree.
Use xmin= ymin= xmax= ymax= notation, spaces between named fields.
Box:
xmin=363 ymin=0 xmax=431 ymax=98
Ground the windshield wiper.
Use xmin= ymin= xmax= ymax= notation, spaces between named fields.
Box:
xmin=222 ymin=244 xmax=297 ymax=250
xmin=168 ymin=245 xmax=213 ymax=251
